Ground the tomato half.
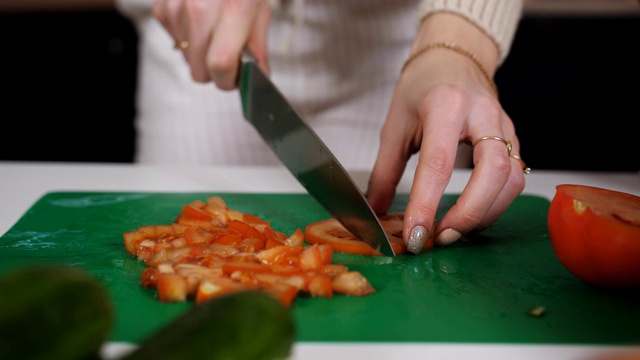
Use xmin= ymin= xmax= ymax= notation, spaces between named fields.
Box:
xmin=304 ymin=213 xmax=434 ymax=256
xmin=547 ymin=184 xmax=640 ymax=288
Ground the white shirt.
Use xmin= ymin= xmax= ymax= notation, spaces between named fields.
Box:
xmin=115 ymin=0 xmax=522 ymax=169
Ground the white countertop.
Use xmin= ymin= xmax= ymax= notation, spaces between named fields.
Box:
xmin=2 ymin=161 xmax=638 ymax=236
xmin=1 ymin=161 xmax=639 ymax=360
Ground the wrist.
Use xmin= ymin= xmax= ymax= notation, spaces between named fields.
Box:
xmin=413 ymin=12 xmax=499 ymax=76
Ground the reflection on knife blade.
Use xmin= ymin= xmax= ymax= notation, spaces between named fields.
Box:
xmin=238 ymin=48 xmax=395 ymax=256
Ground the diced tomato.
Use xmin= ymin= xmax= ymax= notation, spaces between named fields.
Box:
xmin=203 ymin=196 xmax=229 ymax=226
xmin=211 ymin=232 xmax=243 ymax=246
xmin=307 ymin=273 xmax=333 ymax=298
xmin=208 ymin=244 xmax=239 ymax=258
xmin=226 ymin=209 xmax=244 ymax=222
xmin=221 ymin=261 xmax=272 ymax=276
xmin=135 ymin=242 xmax=155 ymax=262
xmin=305 ymin=219 xmax=381 ymax=256
xmin=228 ymin=219 xmax=267 ymax=242
xmin=242 ymin=213 xmax=270 ymax=227
xmin=195 ymin=277 xmax=249 ymax=304
xmin=226 ymin=252 xmax=260 ymax=263
xmin=265 ymin=237 xmax=286 ymax=249
xmin=317 ymin=244 xmax=333 ymax=264
xmin=137 ymin=225 xmax=157 ymax=238
xmin=332 ymin=271 xmax=376 ymax=296
xmin=257 ymin=246 xmax=303 ymax=267
xmin=123 ymin=229 xmax=143 ymax=255
xmin=145 ymin=248 xmax=172 ymax=267
xmin=263 ymin=282 xmax=299 ymax=308
xmin=284 ymin=228 xmax=305 ymax=248
xmin=252 ymin=272 xmax=308 ymax=291
xmin=125 ymin=196 xmax=379 ymax=305
xmin=194 ymin=253 xmax=228 ymax=269
xmin=186 ymin=244 xmax=213 ymax=259
xmin=170 ymin=237 xmax=187 ymax=248
xmin=305 ymin=213 xmax=434 ymax=256
xmin=238 ymin=237 xmax=265 ymax=252
xmin=184 ymin=228 xmax=214 ymax=245
xmin=157 ymin=273 xmax=188 ymax=302
xmin=269 ymin=265 xmax=303 ymax=276
xmin=300 ymin=243 xmax=324 ymax=270
xmin=140 ymin=268 xmax=158 ymax=288
xmin=180 ymin=203 xmax=213 ymax=221
xmin=320 ymin=263 xmax=349 ymax=278
xmin=264 ymin=227 xmax=287 ymax=241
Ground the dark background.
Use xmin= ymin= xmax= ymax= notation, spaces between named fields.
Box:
xmin=0 ymin=10 xmax=638 ymax=171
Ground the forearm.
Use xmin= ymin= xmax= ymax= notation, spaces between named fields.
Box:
xmin=0 ymin=0 xmax=114 ymax=13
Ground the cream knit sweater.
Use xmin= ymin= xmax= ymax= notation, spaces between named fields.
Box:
xmin=116 ymin=0 xmax=523 ymax=169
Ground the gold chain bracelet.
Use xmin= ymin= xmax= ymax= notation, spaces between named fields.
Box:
xmin=401 ymin=42 xmax=498 ymax=97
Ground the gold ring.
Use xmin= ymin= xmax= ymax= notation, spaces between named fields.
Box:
xmin=510 ymin=154 xmax=531 ymax=174
xmin=473 ymin=136 xmax=512 ymax=154
xmin=174 ymin=40 xmax=189 ymax=50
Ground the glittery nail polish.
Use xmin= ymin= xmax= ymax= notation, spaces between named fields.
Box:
xmin=408 ymin=225 xmax=428 ymax=255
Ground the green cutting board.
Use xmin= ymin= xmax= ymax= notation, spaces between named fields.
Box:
xmin=1 ymin=192 xmax=638 ymax=346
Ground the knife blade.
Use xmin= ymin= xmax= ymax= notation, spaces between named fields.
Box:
xmin=238 ymin=48 xmax=395 ymax=256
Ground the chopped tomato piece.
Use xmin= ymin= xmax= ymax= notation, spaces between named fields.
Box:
xmin=195 ymin=277 xmax=249 ymax=304
xmin=320 ymin=263 xmax=349 ymax=278
xmin=307 ymin=273 xmax=333 ymax=298
xmin=300 ymin=243 xmax=324 ymax=270
xmin=284 ymin=228 xmax=305 ymax=247
xmin=305 ymin=213 xmax=434 ymax=255
xmin=221 ymin=261 xmax=272 ymax=276
xmin=208 ymin=244 xmax=239 ymax=258
xmin=263 ymin=282 xmax=299 ymax=308
xmin=305 ymin=218 xmax=381 ymax=256
xmin=228 ymin=219 xmax=267 ymax=242
xmin=203 ymin=196 xmax=229 ymax=226
xmin=332 ymin=271 xmax=376 ymax=296
xmin=140 ymin=268 xmax=158 ymax=288
xmin=256 ymin=246 xmax=303 ymax=267
xmin=157 ymin=273 xmax=188 ymax=302
xmin=242 ymin=213 xmax=270 ymax=227
xmin=226 ymin=209 xmax=244 ymax=222
xmin=211 ymin=233 xmax=243 ymax=246
xmin=265 ymin=237 xmax=286 ymax=249
xmin=184 ymin=228 xmax=214 ymax=245
xmin=238 ymin=237 xmax=265 ymax=252
xmin=252 ymin=272 xmax=308 ymax=291
xmin=180 ymin=204 xmax=213 ymax=221
xmin=123 ymin=230 xmax=143 ymax=255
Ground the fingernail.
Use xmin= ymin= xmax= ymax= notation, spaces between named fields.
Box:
xmin=408 ymin=225 xmax=428 ymax=255
xmin=435 ymin=228 xmax=462 ymax=246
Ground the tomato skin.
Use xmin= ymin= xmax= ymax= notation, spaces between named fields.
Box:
xmin=305 ymin=213 xmax=434 ymax=256
xmin=547 ymin=184 xmax=640 ymax=288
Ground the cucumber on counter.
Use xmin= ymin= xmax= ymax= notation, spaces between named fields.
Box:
xmin=0 ymin=265 xmax=113 ymax=360
xmin=122 ymin=290 xmax=296 ymax=360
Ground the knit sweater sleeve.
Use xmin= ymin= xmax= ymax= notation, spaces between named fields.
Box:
xmin=418 ymin=0 xmax=523 ymax=65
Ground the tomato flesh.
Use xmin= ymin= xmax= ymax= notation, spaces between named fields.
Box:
xmin=305 ymin=213 xmax=434 ymax=256
xmin=548 ymin=184 xmax=640 ymax=288
xmin=124 ymin=196 xmax=379 ymax=306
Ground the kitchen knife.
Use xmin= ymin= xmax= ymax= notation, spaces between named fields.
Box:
xmin=238 ymin=48 xmax=395 ymax=256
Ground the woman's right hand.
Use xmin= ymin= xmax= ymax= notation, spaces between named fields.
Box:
xmin=152 ymin=0 xmax=271 ymax=90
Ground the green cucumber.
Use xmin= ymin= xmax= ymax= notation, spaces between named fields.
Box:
xmin=122 ymin=291 xmax=296 ymax=360
xmin=0 ymin=265 xmax=113 ymax=360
